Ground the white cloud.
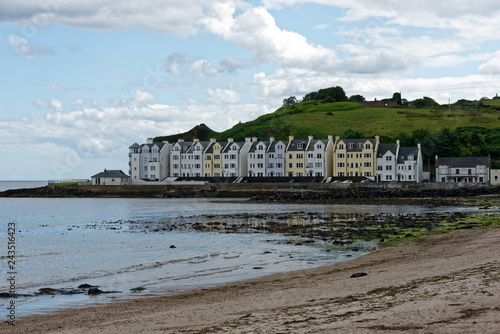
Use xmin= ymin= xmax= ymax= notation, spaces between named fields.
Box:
xmin=131 ymin=89 xmax=155 ymax=108
xmin=41 ymin=83 xmax=63 ymax=93
xmin=34 ymin=99 xmax=64 ymax=112
xmin=207 ymin=88 xmax=240 ymax=104
xmin=8 ymin=35 xmax=54 ymax=59
xmin=479 ymin=57 xmax=500 ymax=74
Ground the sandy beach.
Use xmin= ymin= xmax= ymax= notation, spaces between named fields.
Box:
xmin=3 ymin=225 xmax=500 ymax=334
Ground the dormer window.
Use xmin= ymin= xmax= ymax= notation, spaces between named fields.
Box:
xmin=297 ymin=143 xmax=303 ymax=149
xmin=339 ymin=144 xmax=344 ymax=149
xmin=365 ymin=144 xmax=371 ymax=149
xmin=357 ymin=143 xmax=363 ymax=149
xmin=258 ymin=145 xmax=263 ymax=150
xmin=348 ymin=144 xmax=353 ymax=149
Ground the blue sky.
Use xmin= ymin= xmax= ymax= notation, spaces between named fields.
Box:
xmin=1 ymin=0 xmax=500 ymax=180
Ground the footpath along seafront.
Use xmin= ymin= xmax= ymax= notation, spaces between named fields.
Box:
xmin=2 ymin=224 xmax=500 ymax=334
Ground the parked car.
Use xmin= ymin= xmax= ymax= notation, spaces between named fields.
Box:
xmin=342 ymin=180 xmax=353 ymax=184
xmin=332 ymin=180 xmax=342 ymax=183
xmin=360 ymin=179 xmax=372 ymax=183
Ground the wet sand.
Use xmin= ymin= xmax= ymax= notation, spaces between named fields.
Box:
xmin=3 ymin=225 xmax=500 ymax=334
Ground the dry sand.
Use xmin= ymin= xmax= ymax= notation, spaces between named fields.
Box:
xmin=3 ymin=225 xmax=500 ymax=334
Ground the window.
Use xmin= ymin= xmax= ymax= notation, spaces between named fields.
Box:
xmin=386 ymin=175 xmax=392 ymax=180
xmin=232 ymin=145 xmax=237 ymax=150
xmin=276 ymin=163 xmax=283 ymax=168
xmin=386 ymin=166 xmax=392 ymax=170
xmin=196 ymin=146 xmax=201 ymax=151
xmin=409 ymin=175 xmax=412 ymax=180
xmin=214 ymin=164 xmax=220 ymax=168
xmin=365 ymin=172 xmax=371 ymax=177
xmin=338 ymin=172 xmax=345 ymax=177
xmin=297 ymin=172 xmax=303 ymax=176
xmin=151 ymin=166 xmax=156 ymax=171
xmin=306 ymin=163 xmax=313 ymax=168
xmin=277 ymin=154 xmax=283 ymax=159
xmin=317 ymin=153 xmax=322 ymax=158
xmin=317 ymin=145 xmax=322 ymax=149
xmin=174 ymin=147 xmax=179 ymax=151
xmin=468 ymin=169 xmax=472 ymax=175
xmin=150 ymin=175 xmax=155 ymax=179
xmin=315 ymin=163 xmax=322 ymax=168
xmin=377 ymin=166 xmax=383 ymax=171
xmin=456 ymin=169 xmax=460 ymax=174
xmin=194 ymin=155 xmax=200 ymax=160
xmin=386 ymin=156 xmax=392 ymax=161
xmin=195 ymin=164 xmax=201 ymax=169
xmin=269 ymin=154 xmax=274 ymax=159
xmin=338 ymin=163 xmax=345 ymax=168
xmin=257 ymin=163 xmax=264 ymax=168
xmin=230 ymin=164 xmax=236 ymax=168
xmin=224 ymin=164 xmax=229 ymax=169
xmin=224 ymin=154 xmax=228 ymax=159
xmin=365 ymin=144 xmax=371 ymax=149
xmin=258 ymin=145 xmax=263 ymax=150
xmin=289 ymin=163 xmax=293 ymax=168
xmin=268 ymin=163 xmax=274 ymax=169
xmin=338 ymin=153 xmax=345 ymax=159
xmin=144 ymin=166 xmax=147 ymax=171
xmin=257 ymin=154 xmax=264 ymax=159
xmin=297 ymin=154 xmax=303 ymax=159
xmin=408 ymin=155 xmax=414 ymax=161
xmin=308 ymin=153 xmax=314 ymax=158
xmin=338 ymin=144 xmax=344 ymax=149
xmin=358 ymin=143 xmax=363 ymax=149
xmin=408 ymin=165 xmax=412 ymax=170
xmin=289 ymin=154 xmax=293 ymax=159
xmin=297 ymin=143 xmax=304 ymax=149
xmin=364 ymin=153 xmax=371 ymax=158
xmin=230 ymin=154 xmax=236 ymax=159
xmin=206 ymin=156 xmax=212 ymax=160
xmin=173 ymin=164 xmax=179 ymax=169
xmin=364 ymin=162 xmax=371 ymax=168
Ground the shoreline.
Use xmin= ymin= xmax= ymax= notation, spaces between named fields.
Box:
xmin=3 ymin=225 xmax=500 ymax=333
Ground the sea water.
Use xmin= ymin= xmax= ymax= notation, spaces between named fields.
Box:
xmin=0 ymin=195 xmax=483 ymax=317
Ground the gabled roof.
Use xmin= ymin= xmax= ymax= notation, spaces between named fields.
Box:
xmin=205 ymin=141 xmax=228 ymax=154
xmin=249 ymin=141 xmax=269 ymax=153
xmin=377 ymin=143 xmax=397 ymax=158
xmin=287 ymin=139 xmax=308 ymax=151
xmin=307 ymin=139 xmax=327 ymax=151
xmin=222 ymin=141 xmax=244 ymax=153
xmin=91 ymin=170 xmax=129 ymax=179
xmin=267 ymin=140 xmax=286 ymax=153
xmin=397 ymin=147 xmax=418 ymax=164
xmin=436 ymin=157 xmax=491 ymax=168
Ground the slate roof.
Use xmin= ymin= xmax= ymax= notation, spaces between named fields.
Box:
xmin=205 ymin=141 xmax=228 ymax=154
xmin=377 ymin=143 xmax=397 ymax=158
xmin=341 ymin=139 xmax=375 ymax=152
xmin=222 ymin=141 xmax=244 ymax=153
xmin=91 ymin=170 xmax=129 ymax=179
xmin=287 ymin=139 xmax=308 ymax=151
xmin=436 ymin=157 xmax=491 ymax=168
xmin=129 ymin=143 xmax=141 ymax=149
xmin=267 ymin=141 xmax=286 ymax=153
xmin=307 ymin=139 xmax=327 ymax=151
xmin=249 ymin=141 xmax=269 ymax=153
xmin=397 ymin=147 xmax=418 ymax=164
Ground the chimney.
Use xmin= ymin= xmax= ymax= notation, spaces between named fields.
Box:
xmin=178 ymin=138 xmax=184 ymax=143
xmin=335 ymin=135 xmax=340 ymax=141
xmin=289 ymin=135 xmax=294 ymax=142
xmin=147 ymin=138 xmax=153 ymax=144
xmin=193 ymin=138 xmax=200 ymax=143
xmin=308 ymin=135 xmax=313 ymax=141
xmin=162 ymin=140 xmax=169 ymax=144
xmin=396 ymin=139 xmax=400 ymax=147
xmin=328 ymin=135 xmax=333 ymax=141
xmin=245 ymin=137 xmax=251 ymax=143
xmin=210 ymin=138 xmax=216 ymax=143
xmin=375 ymin=134 xmax=380 ymax=142
xmin=228 ymin=137 xmax=234 ymax=143
xmin=269 ymin=136 xmax=275 ymax=142
xmin=252 ymin=136 xmax=258 ymax=142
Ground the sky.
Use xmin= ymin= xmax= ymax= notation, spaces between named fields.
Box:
xmin=1 ymin=0 xmax=500 ymax=180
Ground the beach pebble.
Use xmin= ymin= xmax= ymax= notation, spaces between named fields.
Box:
xmin=350 ymin=272 xmax=368 ymax=278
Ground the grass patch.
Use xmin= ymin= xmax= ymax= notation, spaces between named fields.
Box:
xmin=54 ymin=182 xmax=78 ymax=186
xmin=130 ymin=286 xmax=146 ymax=291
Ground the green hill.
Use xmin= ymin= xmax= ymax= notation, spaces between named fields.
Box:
xmin=154 ymin=99 xmax=500 ymax=166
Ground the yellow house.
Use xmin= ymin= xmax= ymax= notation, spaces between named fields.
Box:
xmin=332 ymin=135 xmax=379 ymax=178
xmin=285 ymin=136 xmax=308 ymax=177
xmin=204 ymin=139 xmax=226 ymax=177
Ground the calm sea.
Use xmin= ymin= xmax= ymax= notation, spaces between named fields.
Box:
xmin=0 ymin=194 xmax=483 ymax=318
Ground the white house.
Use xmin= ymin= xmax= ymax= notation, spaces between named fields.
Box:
xmin=305 ymin=136 xmax=327 ymax=177
xmin=491 ymin=169 xmax=500 ymax=185
xmin=435 ymin=156 xmax=491 ymax=183
xmin=188 ymin=139 xmax=210 ymax=177
xmin=376 ymin=142 xmax=398 ymax=182
xmin=129 ymin=138 xmax=172 ymax=182
xmin=91 ymin=170 xmax=130 ymax=186
xmin=266 ymin=137 xmax=287 ymax=177
xmin=247 ymin=138 xmax=268 ymax=177
xmin=170 ymin=139 xmax=195 ymax=177
xmin=396 ymin=144 xmax=423 ymax=182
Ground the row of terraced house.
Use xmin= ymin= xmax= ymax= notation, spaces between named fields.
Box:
xmin=128 ymin=135 xmax=424 ymax=183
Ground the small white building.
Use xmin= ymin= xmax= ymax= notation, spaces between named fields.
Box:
xmin=247 ymin=138 xmax=268 ymax=177
xmin=435 ymin=156 xmax=491 ymax=183
xmin=305 ymin=136 xmax=327 ymax=177
xmin=396 ymin=144 xmax=423 ymax=182
xmin=376 ymin=142 xmax=398 ymax=182
xmin=491 ymin=169 xmax=500 ymax=185
xmin=91 ymin=170 xmax=130 ymax=186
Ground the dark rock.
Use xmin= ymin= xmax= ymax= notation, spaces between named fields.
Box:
xmin=88 ymin=287 xmax=104 ymax=295
xmin=78 ymin=284 xmax=98 ymax=289
xmin=350 ymin=272 xmax=368 ymax=278
xmin=170 ymin=245 xmax=176 ymax=248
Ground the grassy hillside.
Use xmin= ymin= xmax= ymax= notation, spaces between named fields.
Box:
xmin=206 ymin=101 xmax=499 ymax=141
xmin=153 ymin=100 xmax=500 ymax=165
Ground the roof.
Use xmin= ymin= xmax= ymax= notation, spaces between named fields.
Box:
xmin=249 ymin=141 xmax=269 ymax=153
xmin=205 ymin=141 xmax=228 ymax=154
xmin=91 ymin=170 xmax=130 ymax=179
xmin=359 ymin=100 xmax=399 ymax=107
xmin=436 ymin=157 xmax=491 ymax=168
xmin=340 ymin=138 xmax=375 ymax=152
xmin=397 ymin=147 xmax=418 ymax=164
xmin=222 ymin=141 xmax=244 ymax=153
xmin=307 ymin=139 xmax=327 ymax=151
xmin=129 ymin=143 xmax=141 ymax=149
xmin=287 ymin=139 xmax=308 ymax=151
xmin=377 ymin=143 xmax=397 ymax=158
xmin=267 ymin=140 xmax=286 ymax=153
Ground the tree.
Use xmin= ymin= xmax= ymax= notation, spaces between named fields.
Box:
xmin=302 ymin=86 xmax=347 ymax=102
xmin=392 ymin=92 xmax=402 ymax=105
xmin=342 ymin=128 xmax=364 ymax=139
xmin=349 ymin=94 xmax=365 ymax=102
xmin=413 ymin=96 xmax=439 ymax=108
xmin=432 ymin=129 xmax=461 ymax=157
xmin=282 ymin=96 xmax=298 ymax=107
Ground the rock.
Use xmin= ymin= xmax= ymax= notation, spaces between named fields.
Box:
xmin=78 ymin=284 xmax=98 ymax=289
xmin=350 ymin=272 xmax=368 ymax=278
xmin=88 ymin=287 xmax=104 ymax=295
xmin=170 ymin=245 xmax=176 ymax=248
